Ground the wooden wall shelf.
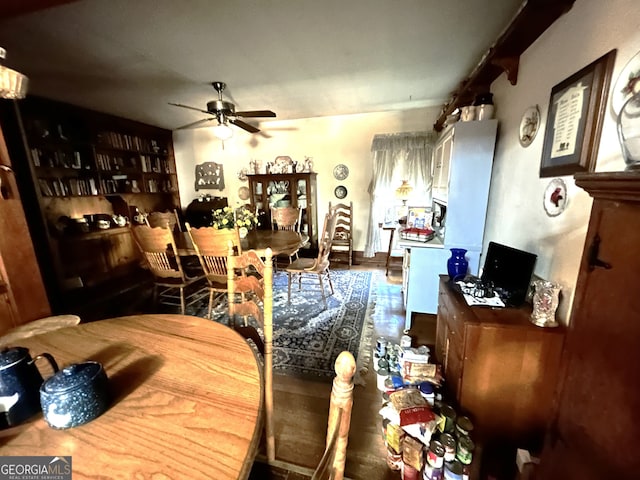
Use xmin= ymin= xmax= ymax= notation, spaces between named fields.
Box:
xmin=434 ymin=0 xmax=576 ymax=132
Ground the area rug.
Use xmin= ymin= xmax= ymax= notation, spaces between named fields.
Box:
xmin=188 ymin=269 xmax=375 ymax=383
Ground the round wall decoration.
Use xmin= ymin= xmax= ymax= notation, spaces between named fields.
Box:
xmin=237 ymin=167 xmax=248 ymax=181
xmin=334 ymin=185 xmax=348 ymax=199
xmin=333 ymin=164 xmax=349 ymax=180
xmin=519 ymin=105 xmax=541 ymax=147
xmin=238 ymin=186 xmax=250 ymax=201
xmin=543 ymin=178 xmax=568 ymax=217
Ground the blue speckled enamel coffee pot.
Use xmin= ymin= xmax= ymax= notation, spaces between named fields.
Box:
xmin=0 ymin=346 xmax=59 ymax=428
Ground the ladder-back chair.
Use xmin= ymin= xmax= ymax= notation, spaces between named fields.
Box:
xmin=185 ymin=223 xmax=243 ymax=319
xmin=312 ymin=351 xmax=356 ymax=480
xmin=285 ymin=211 xmax=337 ymax=309
xmin=328 ymin=202 xmax=353 ymax=268
xmin=131 ymin=225 xmax=208 ymax=314
xmin=227 ymin=245 xmax=275 ymax=463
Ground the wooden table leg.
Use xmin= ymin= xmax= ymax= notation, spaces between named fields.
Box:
xmin=385 ymin=228 xmax=395 ymax=276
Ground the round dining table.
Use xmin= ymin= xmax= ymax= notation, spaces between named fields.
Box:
xmin=0 ymin=314 xmax=263 ymax=480
xmin=176 ymin=228 xmax=309 ymax=257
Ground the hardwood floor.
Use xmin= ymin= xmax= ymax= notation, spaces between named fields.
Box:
xmin=254 ymin=265 xmax=437 ymax=479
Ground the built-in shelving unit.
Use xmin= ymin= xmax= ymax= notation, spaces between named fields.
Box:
xmin=0 ymin=96 xmax=180 ymax=318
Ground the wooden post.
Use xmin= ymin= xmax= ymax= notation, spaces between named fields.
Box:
xmin=263 ymin=247 xmax=275 ymax=462
xmin=327 ymin=351 xmax=356 ymax=480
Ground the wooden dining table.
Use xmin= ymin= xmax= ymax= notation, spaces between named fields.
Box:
xmin=0 ymin=314 xmax=263 ymax=480
xmin=176 ymin=228 xmax=309 ymax=257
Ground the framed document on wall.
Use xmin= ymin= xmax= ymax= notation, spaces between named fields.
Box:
xmin=539 ymin=49 xmax=616 ymax=177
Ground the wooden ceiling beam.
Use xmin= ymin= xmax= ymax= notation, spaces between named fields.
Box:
xmin=434 ymin=0 xmax=576 ymax=132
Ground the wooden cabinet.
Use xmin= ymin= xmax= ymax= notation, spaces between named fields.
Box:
xmin=401 ymin=120 xmax=497 ymax=326
xmin=0 ymin=96 xmax=179 ymax=318
xmin=435 ymin=276 xmax=565 ymax=448
xmin=247 ymin=173 xmax=318 ymax=253
xmin=0 ymin=124 xmax=50 ymax=332
xmin=537 ymin=173 xmax=640 ymax=479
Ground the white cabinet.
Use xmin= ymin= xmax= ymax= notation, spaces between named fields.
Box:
xmin=402 ymin=120 xmax=497 ymax=328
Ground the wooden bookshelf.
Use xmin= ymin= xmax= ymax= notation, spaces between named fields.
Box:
xmin=0 ymin=96 xmax=180 ymax=318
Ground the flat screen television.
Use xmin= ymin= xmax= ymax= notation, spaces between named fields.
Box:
xmin=481 ymin=241 xmax=537 ymax=307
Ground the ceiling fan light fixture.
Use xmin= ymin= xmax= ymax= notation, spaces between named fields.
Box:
xmin=0 ymin=47 xmax=28 ymax=99
xmin=212 ymin=122 xmax=233 ymax=141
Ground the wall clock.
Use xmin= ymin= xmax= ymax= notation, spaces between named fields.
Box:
xmin=333 ymin=164 xmax=349 ymax=180
xmin=334 ymin=185 xmax=348 ymax=199
xmin=519 ymin=105 xmax=541 ymax=147
xmin=543 ymin=178 xmax=568 ymax=217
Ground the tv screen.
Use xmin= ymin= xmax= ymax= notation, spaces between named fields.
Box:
xmin=481 ymin=242 xmax=537 ymax=306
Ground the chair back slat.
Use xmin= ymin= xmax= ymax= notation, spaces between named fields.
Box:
xmin=312 ymin=351 xmax=356 ymax=480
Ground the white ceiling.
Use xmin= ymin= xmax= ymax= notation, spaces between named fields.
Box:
xmin=0 ymin=0 xmax=524 ymax=131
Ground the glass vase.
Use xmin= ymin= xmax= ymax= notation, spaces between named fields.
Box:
xmin=447 ymin=248 xmax=468 ymax=282
xmin=530 ymin=280 xmax=561 ymax=328
xmin=617 ymin=92 xmax=640 ymax=171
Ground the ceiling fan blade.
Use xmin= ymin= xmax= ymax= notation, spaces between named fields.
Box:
xmin=168 ymin=102 xmax=211 ymax=115
xmin=176 ymin=118 xmax=215 ymax=130
xmin=235 ymin=110 xmax=276 ymax=118
xmin=229 ymin=118 xmax=260 ymax=133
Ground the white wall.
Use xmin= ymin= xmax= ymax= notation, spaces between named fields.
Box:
xmin=173 ymin=107 xmax=441 ymax=251
xmin=485 ymin=0 xmax=640 ymax=323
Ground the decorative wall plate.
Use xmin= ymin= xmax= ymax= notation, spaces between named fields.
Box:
xmin=238 ymin=186 xmax=250 ymax=201
xmin=611 ymin=50 xmax=640 ymax=117
xmin=519 ymin=105 xmax=541 ymax=147
xmin=334 ymin=185 xmax=348 ymax=199
xmin=333 ymin=164 xmax=349 ymax=180
xmin=543 ymin=178 xmax=568 ymax=217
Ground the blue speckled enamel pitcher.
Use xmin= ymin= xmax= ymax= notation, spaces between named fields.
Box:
xmin=0 ymin=346 xmax=59 ymax=428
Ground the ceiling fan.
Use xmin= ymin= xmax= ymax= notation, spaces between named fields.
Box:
xmin=169 ymin=81 xmax=276 ymax=137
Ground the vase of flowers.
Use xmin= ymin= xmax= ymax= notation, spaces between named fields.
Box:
xmin=211 ymin=206 xmax=259 ymax=235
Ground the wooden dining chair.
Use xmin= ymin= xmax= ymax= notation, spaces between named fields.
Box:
xmin=146 ymin=210 xmax=179 ymax=232
xmin=131 ymin=225 xmax=208 ymax=315
xmin=185 ymin=223 xmax=244 ymax=319
xmin=227 ymin=245 xmax=276 ymax=463
xmin=285 ymin=211 xmax=338 ymax=309
xmin=328 ymin=202 xmax=353 ymax=268
xmin=270 ymin=206 xmax=303 ymax=264
xmin=312 ymin=351 xmax=356 ymax=480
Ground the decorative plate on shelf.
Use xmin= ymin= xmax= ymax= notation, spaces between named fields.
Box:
xmin=519 ymin=105 xmax=541 ymax=147
xmin=334 ymin=185 xmax=348 ymax=199
xmin=333 ymin=164 xmax=349 ymax=180
xmin=543 ymin=178 xmax=568 ymax=217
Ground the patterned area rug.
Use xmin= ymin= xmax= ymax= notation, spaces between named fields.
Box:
xmin=188 ymin=269 xmax=375 ymax=383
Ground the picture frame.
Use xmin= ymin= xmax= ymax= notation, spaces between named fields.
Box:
xmin=539 ymin=49 xmax=616 ymax=177
xmin=406 ymin=206 xmax=432 ymax=229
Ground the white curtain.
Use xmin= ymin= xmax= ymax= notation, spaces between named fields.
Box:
xmin=363 ymin=131 xmax=436 ymax=257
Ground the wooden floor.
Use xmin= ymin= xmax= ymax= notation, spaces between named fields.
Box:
xmin=253 ymin=264 xmax=438 ymax=479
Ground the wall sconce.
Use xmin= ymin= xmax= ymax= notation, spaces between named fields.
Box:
xmin=395 ymin=180 xmax=413 ymax=205
xmin=0 ymin=47 xmax=28 ymax=99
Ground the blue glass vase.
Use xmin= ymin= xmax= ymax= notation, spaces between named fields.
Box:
xmin=447 ymin=248 xmax=468 ymax=281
